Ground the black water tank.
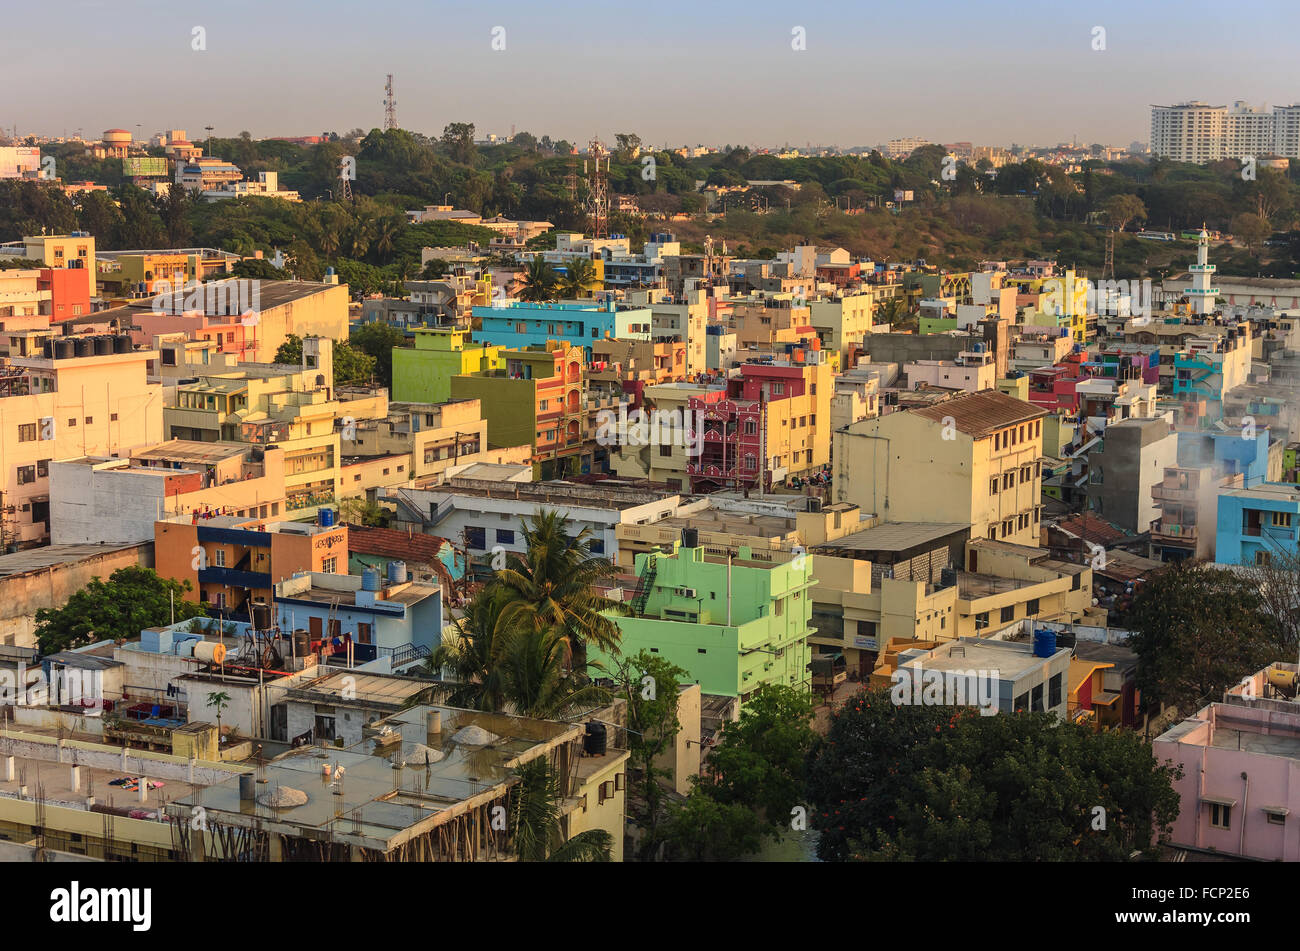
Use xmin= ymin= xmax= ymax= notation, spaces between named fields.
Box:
xmin=93 ymin=335 xmax=112 ymax=356
xmin=113 ymin=334 xmax=130 ymax=353
xmin=55 ymin=339 xmax=74 ymax=359
xmin=293 ymin=629 xmax=310 ymax=657
xmin=584 ymin=721 xmax=607 ymax=756
xmin=682 ymin=528 xmax=699 ymax=549
xmin=251 ymin=602 xmax=273 ymax=632
xmin=42 ymin=340 xmax=53 ymax=358
xmin=74 ymin=337 xmax=92 ymax=357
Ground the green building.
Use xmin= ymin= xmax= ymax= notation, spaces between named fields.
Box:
xmin=392 ymin=328 xmax=504 ymax=404
xmin=595 ymin=537 xmax=816 ymax=705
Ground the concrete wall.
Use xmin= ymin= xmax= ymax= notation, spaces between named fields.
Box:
xmin=0 ymin=543 xmax=153 ymax=649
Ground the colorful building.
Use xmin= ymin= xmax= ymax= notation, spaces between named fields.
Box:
xmin=392 ymin=328 xmax=504 ymax=404
xmin=471 ymin=299 xmax=652 ymax=358
xmin=594 ymin=535 xmax=815 ymax=705
xmin=686 ymin=360 xmax=832 ymax=492
xmin=1215 ymin=482 xmax=1300 ymax=566
xmin=449 ymin=341 xmax=590 ymax=478
xmin=154 ymin=514 xmax=348 ymax=618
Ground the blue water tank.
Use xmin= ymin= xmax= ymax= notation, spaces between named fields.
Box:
xmin=1033 ymin=628 xmax=1057 ymax=658
xmin=362 ymin=568 xmax=381 ymax=591
xmin=318 ymin=507 xmax=335 ymax=527
xmin=387 ymin=560 xmax=407 ymax=584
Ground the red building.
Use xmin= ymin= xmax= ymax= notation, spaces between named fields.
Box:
xmin=39 ymin=267 xmax=91 ymax=322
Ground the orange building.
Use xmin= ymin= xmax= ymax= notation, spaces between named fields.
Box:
xmin=154 ymin=515 xmax=347 ymax=618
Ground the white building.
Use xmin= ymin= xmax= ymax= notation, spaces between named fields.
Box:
xmin=1151 ymin=101 xmax=1300 ymax=163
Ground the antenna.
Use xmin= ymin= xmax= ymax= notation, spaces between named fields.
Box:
xmin=586 ymin=138 xmax=610 ymax=239
xmin=383 ymin=74 xmax=398 ymax=131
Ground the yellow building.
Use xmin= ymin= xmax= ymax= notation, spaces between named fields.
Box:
xmin=0 ymin=337 xmax=163 ymax=546
xmin=0 ymin=233 xmax=96 ymax=280
xmin=833 ymin=389 xmax=1047 ymax=547
xmin=162 ymin=339 xmax=389 ymax=512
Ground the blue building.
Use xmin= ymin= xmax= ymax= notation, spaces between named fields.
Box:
xmin=1215 ymin=483 xmax=1300 ymax=565
xmin=273 ymin=564 xmax=443 ymax=668
xmin=1177 ymin=427 xmax=1273 ymax=489
xmin=472 ymin=298 xmax=652 ymax=357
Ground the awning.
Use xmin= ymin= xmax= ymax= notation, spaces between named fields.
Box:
xmin=1262 ymin=805 xmax=1290 ymax=817
xmin=1201 ymin=795 xmax=1239 ymax=808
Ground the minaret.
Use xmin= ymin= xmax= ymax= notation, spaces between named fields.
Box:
xmin=1185 ymin=223 xmax=1217 ymax=316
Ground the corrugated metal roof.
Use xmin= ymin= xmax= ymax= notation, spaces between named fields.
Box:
xmin=909 ymin=389 xmax=1047 ymax=437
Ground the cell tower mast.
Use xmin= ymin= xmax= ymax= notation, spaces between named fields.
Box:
xmin=585 ymin=138 xmax=610 ymax=239
xmin=383 ymin=74 xmax=397 ymax=131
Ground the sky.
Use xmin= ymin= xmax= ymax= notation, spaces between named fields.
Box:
xmin=5 ymin=0 xmax=1300 ymax=149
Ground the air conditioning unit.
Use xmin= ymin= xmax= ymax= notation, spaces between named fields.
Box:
xmin=676 ymin=587 xmax=697 ymax=599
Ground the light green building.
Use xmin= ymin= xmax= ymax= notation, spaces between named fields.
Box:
xmin=595 ymin=538 xmax=816 ymax=705
xmin=392 ymin=328 xmax=504 ymax=404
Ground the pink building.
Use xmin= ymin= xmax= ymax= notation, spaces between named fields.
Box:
xmin=1154 ymin=693 xmax=1300 ymax=861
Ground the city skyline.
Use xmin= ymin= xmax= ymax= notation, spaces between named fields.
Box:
xmin=5 ymin=0 xmax=1300 ymax=147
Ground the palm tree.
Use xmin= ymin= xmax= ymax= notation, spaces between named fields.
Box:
xmin=558 ymin=258 xmax=596 ymax=299
xmin=511 ymin=757 xmax=613 ymax=861
xmin=373 ymin=215 xmax=402 ymax=261
xmin=424 ymin=586 xmax=516 ymax=711
xmin=496 ymin=625 xmax=609 ymax=719
xmin=519 ymin=257 xmax=558 ymax=302
xmin=491 ymin=510 xmax=624 ymax=676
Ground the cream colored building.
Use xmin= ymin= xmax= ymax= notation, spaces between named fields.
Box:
xmin=833 ymin=389 xmax=1047 ymax=547
xmin=0 ymin=339 xmax=163 ymax=546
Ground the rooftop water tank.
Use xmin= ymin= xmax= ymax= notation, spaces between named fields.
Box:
xmin=362 ymin=568 xmax=381 ymax=592
xmin=1033 ymin=627 xmax=1057 ymax=658
xmin=584 ymin=721 xmax=607 ymax=756
xmin=318 ymin=507 xmax=335 ymax=527
xmin=387 ymin=560 xmax=407 ymax=585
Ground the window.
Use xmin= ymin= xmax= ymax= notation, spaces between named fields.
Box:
xmin=1210 ymin=803 xmax=1232 ymax=830
xmin=213 ymin=548 xmax=226 ymax=568
xmin=1014 ymin=692 xmax=1028 ymax=712
xmin=975 ymin=611 xmax=989 ymax=630
xmin=496 ymin=529 xmax=515 ymax=545
xmin=1026 ymin=598 xmax=1039 ymax=616
xmin=67 ymin=418 xmax=76 ymax=428
xmin=1048 ymin=672 xmax=1062 ymax=708
xmin=659 ymin=445 xmax=672 ymax=457
xmin=110 ymin=413 xmax=118 ymax=422
xmin=589 ymin=538 xmax=605 ymax=554
xmin=990 ymin=477 xmax=999 ymax=496
xmin=1030 ymin=683 xmax=1044 ymax=712
xmin=1001 ymin=605 xmax=1015 ymax=623
xmin=17 ymin=423 xmax=35 ymax=442
xmin=36 ymin=459 xmax=48 ymax=477
xmin=466 ymin=526 xmax=486 ymax=550
xmin=84 ymin=417 xmax=93 ymax=425
xmin=1266 ymin=810 xmax=1286 ymax=826
xmin=357 ymin=622 xmax=372 ymax=645
xmin=1272 ymin=511 xmax=1293 ymax=528
xmin=15 ymin=466 xmax=34 ymax=485
xmin=321 ymin=557 xmax=337 ymax=573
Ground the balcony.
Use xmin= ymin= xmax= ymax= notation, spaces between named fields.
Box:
xmin=1151 ymin=481 xmax=1196 ymax=502
xmin=1151 ymin=522 xmax=1197 ymax=541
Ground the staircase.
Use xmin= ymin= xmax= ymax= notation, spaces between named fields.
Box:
xmin=628 ymin=555 xmax=659 ymax=616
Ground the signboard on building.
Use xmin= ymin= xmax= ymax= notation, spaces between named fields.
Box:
xmin=122 ymin=156 xmax=169 ymax=178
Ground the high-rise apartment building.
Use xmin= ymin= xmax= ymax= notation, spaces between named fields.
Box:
xmin=1151 ymin=100 xmax=1300 ymax=162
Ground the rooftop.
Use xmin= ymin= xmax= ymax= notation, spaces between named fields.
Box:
xmin=814 ymin=521 xmax=968 ymax=553
xmin=909 ymin=388 xmax=1048 ymax=437
xmin=903 ymin=636 xmax=1066 ymax=680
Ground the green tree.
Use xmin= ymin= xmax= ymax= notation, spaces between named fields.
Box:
xmin=349 ymin=321 xmax=406 ymax=388
xmin=1127 ymin=561 xmax=1281 ymax=713
xmin=519 ymin=256 xmax=558 ymax=302
xmin=1102 ymin=193 xmax=1147 ymax=232
xmin=806 ymin=687 xmax=1182 ymax=861
xmin=659 ymin=788 xmax=768 ymax=861
xmin=696 ymin=684 xmax=816 ymax=828
xmin=614 ymin=651 xmax=686 ymax=855
xmin=491 ymin=509 xmax=624 ymax=675
xmin=441 ymin=122 xmax=477 ymax=165
xmin=426 ymin=587 xmax=516 ymax=712
xmin=557 ymin=257 xmax=597 ymax=299
xmin=34 ymin=566 xmax=206 ymax=654
xmin=511 ymin=757 xmax=613 ymax=861
xmin=1231 ymin=211 xmax=1270 ymax=253
xmin=206 ymin=691 xmax=231 ymax=737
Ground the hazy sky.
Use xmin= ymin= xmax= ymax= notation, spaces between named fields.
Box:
xmin=5 ymin=0 xmax=1300 ymax=149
